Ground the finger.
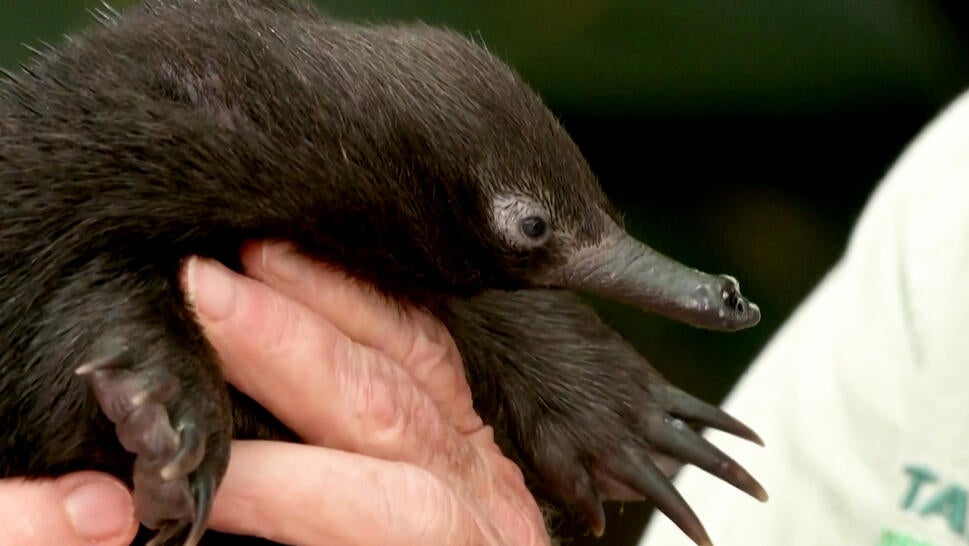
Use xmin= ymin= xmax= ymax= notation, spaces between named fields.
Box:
xmin=208 ymin=441 xmax=498 ymax=546
xmin=239 ymin=240 xmax=481 ymax=433
xmin=184 ymin=257 xmax=468 ymax=473
xmin=0 ymin=472 xmax=138 ymax=546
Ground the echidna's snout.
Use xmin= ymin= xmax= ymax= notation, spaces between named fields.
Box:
xmin=546 ymin=220 xmax=760 ymax=331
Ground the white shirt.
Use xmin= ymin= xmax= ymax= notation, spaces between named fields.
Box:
xmin=639 ymin=87 xmax=969 ymax=546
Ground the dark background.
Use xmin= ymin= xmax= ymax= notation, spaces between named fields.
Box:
xmin=3 ymin=1 xmax=968 ymax=544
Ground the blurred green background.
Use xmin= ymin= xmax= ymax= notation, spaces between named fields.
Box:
xmin=3 ymin=1 xmax=968 ymax=544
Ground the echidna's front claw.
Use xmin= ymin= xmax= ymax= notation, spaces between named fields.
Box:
xmin=661 ymin=385 xmax=764 ymax=446
xmin=600 ymin=444 xmax=713 ymax=546
xmin=643 ymin=411 xmax=767 ymax=504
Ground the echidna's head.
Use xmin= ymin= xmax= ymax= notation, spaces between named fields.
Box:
xmin=379 ymin=32 xmax=762 ymax=331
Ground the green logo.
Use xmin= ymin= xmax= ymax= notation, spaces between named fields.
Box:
xmin=880 ymin=529 xmax=939 ymax=546
xmin=901 ymin=464 xmax=966 ymax=536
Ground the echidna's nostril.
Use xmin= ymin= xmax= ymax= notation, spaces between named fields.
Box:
xmin=717 ymin=275 xmax=746 ymax=314
xmin=715 ymin=274 xmax=760 ymax=328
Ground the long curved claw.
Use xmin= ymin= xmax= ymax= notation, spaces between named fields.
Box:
xmin=78 ymin=338 xmax=220 ymax=546
xmin=146 ymin=523 xmax=185 ymax=546
xmin=161 ymin=422 xmax=205 ymax=481
xmin=575 ymin=480 xmax=607 ymax=538
xmin=662 ymin=385 xmax=764 ymax=446
xmin=604 ymin=445 xmax=712 ymax=546
xmin=646 ymin=414 xmax=768 ymax=502
xmin=145 ymin=470 xmax=214 ymax=546
xmin=184 ymin=471 xmax=215 ymax=546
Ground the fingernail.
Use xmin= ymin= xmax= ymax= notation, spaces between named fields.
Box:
xmin=65 ymin=479 xmax=134 ymax=541
xmin=187 ymin=257 xmax=238 ymax=321
xmin=261 ymin=242 xmax=306 ymax=283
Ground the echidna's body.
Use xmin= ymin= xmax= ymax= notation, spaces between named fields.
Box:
xmin=0 ymin=1 xmax=764 ymax=545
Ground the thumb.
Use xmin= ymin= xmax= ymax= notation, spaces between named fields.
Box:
xmin=0 ymin=471 xmax=138 ymax=546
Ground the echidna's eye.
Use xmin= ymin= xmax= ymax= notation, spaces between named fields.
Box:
xmin=520 ymin=216 xmax=547 ymax=239
xmin=492 ymin=193 xmax=551 ymax=249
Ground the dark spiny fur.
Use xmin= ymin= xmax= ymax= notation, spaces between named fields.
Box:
xmin=0 ymin=1 xmax=763 ymax=545
xmin=0 ymin=0 xmax=606 ymax=469
xmin=1 ymin=0 xmax=614 ymax=302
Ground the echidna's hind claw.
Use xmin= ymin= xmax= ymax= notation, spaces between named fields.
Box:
xmin=76 ymin=336 xmax=223 ymax=546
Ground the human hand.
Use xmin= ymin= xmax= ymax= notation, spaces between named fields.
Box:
xmin=0 ymin=471 xmax=137 ymax=546
xmin=183 ymin=240 xmax=550 ymax=545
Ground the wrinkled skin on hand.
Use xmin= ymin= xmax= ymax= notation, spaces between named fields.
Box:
xmin=189 ymin=241 xmax=551 ymax=546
